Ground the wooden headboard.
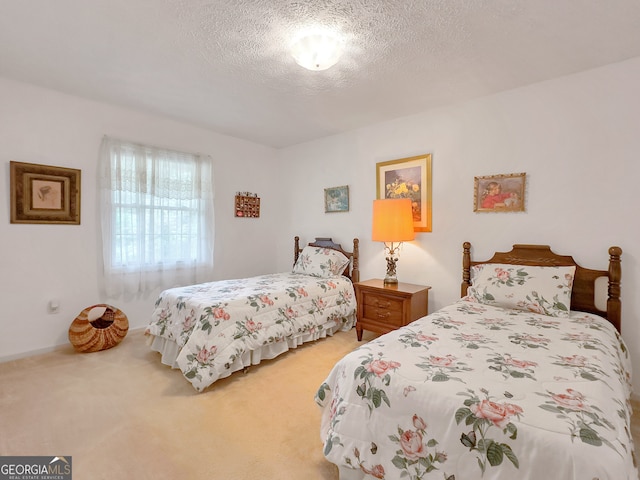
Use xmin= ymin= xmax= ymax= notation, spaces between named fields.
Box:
xmin=294 ymin=236 xmax=360 ymax=283
xmin=461 ymin=242 xmax=622 ymax=332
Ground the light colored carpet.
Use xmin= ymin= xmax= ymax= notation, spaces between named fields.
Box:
xmin=0 ymin=329 xmax=377 ymax=480
xmin=0 ymin=329 xmax=638 ymax=480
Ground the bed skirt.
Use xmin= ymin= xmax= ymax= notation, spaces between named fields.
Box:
xmin=337 ymin=467 xmax=366 ymax=480
xmin=146 ymin=313 xmax=355 ymax=382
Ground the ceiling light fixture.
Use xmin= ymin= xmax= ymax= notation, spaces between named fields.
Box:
xmin=291 ymin=30 xmax=344 ymax=71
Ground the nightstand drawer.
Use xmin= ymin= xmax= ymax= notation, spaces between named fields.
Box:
xmin=362 ymin=292 xmax=403 ymax=312
xmin=362 ymin=304 xmax=403 ymax=326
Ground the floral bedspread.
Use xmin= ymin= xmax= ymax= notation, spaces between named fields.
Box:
xmin=316 ymin=301 xmax=636 ymax=480
xmin=146 ymin=272 xmax=356 ymax=391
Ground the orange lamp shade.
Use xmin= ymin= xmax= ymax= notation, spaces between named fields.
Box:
xmin=372 ymin=198 xmax=415 ymax=242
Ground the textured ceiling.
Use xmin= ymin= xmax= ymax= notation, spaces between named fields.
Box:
xmin=1 ymin=0 xmax=640 ymax=148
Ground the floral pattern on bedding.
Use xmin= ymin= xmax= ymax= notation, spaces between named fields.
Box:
xmin=146 ymin=272 xmax=356 ymax=391
xmin=316 ymin=301 xmax=636 ymax=480
xmin=464 ymin=264 xmax=576 ymax=317
xmin=456 ymin=389 xmax=522 ymax=474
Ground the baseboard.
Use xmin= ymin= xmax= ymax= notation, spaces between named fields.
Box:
xmin=0 ymin=327 xmax=146 ymax=363
xmin=0 ymin=344 xmax=68 ymax=363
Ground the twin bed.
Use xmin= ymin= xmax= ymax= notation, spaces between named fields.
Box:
xmin=316 ymin=242 xmax=636 ymax=479
xmin=145 ymin=236 xmax=359 ymax=392
xmin=145 ymin=237 xmax=635 ymax=478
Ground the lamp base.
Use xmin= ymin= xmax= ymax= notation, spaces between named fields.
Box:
xmin=384 ymin=254 xmax=399 ymax=285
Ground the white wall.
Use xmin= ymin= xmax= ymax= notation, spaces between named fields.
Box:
xmin=2 ymin=57 xmax=638 ymax=395
xmin=0 ymin=78 xmax=281 ymax=359
xmin=276 ymin=57 xmax=640 ymax=395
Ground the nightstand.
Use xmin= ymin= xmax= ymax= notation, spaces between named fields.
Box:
xmin=354 ymin=279 xmax=430 ymax=341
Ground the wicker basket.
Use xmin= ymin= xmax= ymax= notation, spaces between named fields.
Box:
xmin=68 ymin=304 xmax=129 ymax=353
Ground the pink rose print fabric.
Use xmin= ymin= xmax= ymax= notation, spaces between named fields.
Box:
xmin=317 ymin=300 xmax=635 ymax=479
xmin=147 ymin=272 xmax=356 ymax=391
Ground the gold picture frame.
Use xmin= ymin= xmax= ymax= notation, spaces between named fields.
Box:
xmin=376 ymin=153 xmax=432 ymax=232
xmin=10 ymin=161 xmax=81 ymax=224
xmin=474 ymin=172 xmax=526 ymax=212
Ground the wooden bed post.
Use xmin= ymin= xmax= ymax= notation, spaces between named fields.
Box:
xmin=352 ymin=238 xmax=360 ymax=283
xmin=461 ymin=241 xmax=471 ymax=297
xmin=608 ymin=246 xmax=622 ymax=332
xmin=294 ymin=236 xmax=300 ymax=266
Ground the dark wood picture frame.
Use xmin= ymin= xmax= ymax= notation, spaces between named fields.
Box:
xmin=10 ymin=161 xmax=81 ymax=225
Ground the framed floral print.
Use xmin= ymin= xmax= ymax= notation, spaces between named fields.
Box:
xmin=376 ymin=153 xmax=432 ymax=232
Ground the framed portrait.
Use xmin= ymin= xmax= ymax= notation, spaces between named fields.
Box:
xmin=376 ymin=153 xmax=432 ymax=232
xmin=324 ymin=185 xmax=349 ymax=213
xmin=10 ymin=161 xmax=81 ymax=224
xmin=474 ymin=172 xmax=526 ymax=212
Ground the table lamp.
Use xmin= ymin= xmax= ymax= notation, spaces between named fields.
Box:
xmin=372 ymin=198 xmax=415 ymax=284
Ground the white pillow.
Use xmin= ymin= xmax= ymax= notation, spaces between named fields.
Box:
xmin=463 ymin=263 xmax=576 ymax=317
xmin=292 ymin=246 xmax=350 ymax=278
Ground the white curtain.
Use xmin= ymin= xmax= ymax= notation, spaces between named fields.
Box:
xmin=98 ymin=136 xmax=215 ymax=298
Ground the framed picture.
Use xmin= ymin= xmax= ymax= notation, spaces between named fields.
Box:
xmin=376 ymin=153 xmax=432 ymax=232
xmin=474 ymin=172 xmax=526 ymax=212
xmin=324 ymin=185 xmax=349 ymax=213
xmin=10 ymin=161 xmax=81 ymax=224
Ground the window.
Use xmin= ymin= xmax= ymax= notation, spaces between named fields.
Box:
xmin=98 ymin=137 xmax=214 ymax=297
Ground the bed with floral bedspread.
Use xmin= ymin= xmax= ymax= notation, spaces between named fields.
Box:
xmin=316 ymin=243 xmax=636 ymax=480
xmin=146 ymin=237 xmax=358 ymax=392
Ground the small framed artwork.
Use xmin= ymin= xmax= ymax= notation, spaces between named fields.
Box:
xmin=10 ymin=161 xmax=81 ymax=224
xmin=474 ymin=172 xmax=526 ymax=212
xmin=324 ymin=185 xmax=349 ymax=213
xmin=376 ymin=153 xmax=432 ymax=232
